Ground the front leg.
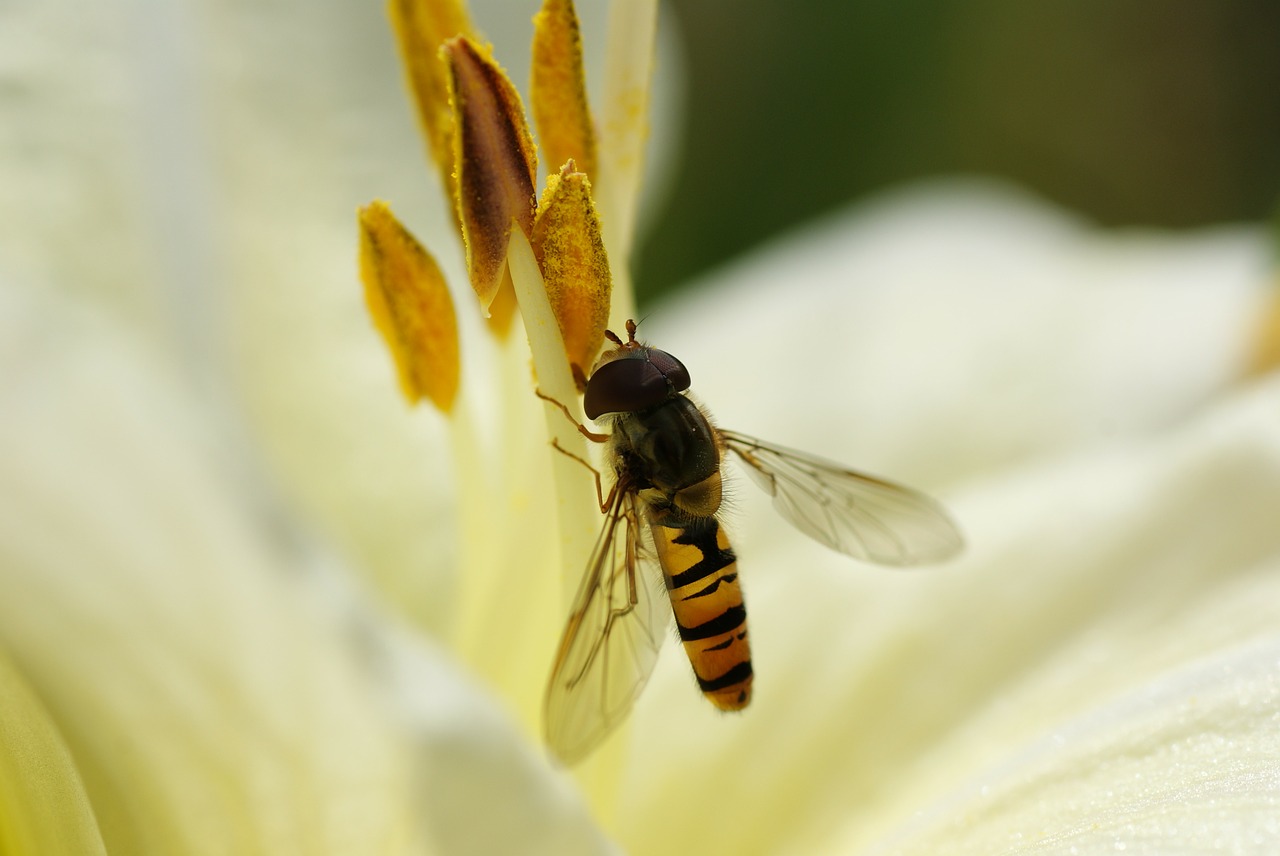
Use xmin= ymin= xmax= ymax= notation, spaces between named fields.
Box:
xmin=534 ymin=388 xmax=609 ymax=443
xmin=549 ymin=439 xmax=615 ymax=513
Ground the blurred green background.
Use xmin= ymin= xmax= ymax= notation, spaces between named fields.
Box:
xmin=635 ymin=0 xmax=1280 ymax=304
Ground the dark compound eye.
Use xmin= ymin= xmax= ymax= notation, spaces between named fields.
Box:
xmin=583 ymin=348 xmax=691 ymax=419
xmin=584 ymin=359 xmax=667 ymax=419
xmin=646 ymin=349 xmax=691 ymax=393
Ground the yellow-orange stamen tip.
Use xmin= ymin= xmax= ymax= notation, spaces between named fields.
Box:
xmin=531 ymin=166 xmax=612 ymax=387
xmin=445 ymin=36 xmax=538 ymax=317
xmin=1247 ymin=283 xmax=1280 ymax=377
xmin=358 ymin=200 xmax=461 ymax=412
xmin=531 ymin=0 xmax=598 ymax=181
xmin=387 ymin=0 xmax=474 ymax=205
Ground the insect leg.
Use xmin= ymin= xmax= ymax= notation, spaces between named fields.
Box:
xmin=549 ymin=439 xmax=615 ymax=511
xmin=534 ymin=388 xmax=610 ymax=443
xmin=624 ymin=521 xmax=640 ymax=606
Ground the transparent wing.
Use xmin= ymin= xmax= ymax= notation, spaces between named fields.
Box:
xmin=543 ymin=482 xmax=670 ymax=765
xmin=720 ymin=429 xmax=963 ymax=566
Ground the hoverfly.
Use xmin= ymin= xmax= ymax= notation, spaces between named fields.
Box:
xmin=542 ymin=320 xmax=962 ymax=764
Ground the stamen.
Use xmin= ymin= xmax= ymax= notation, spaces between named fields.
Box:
xmin=386 ymin=0 xmax=474 ymax=211
xmin=1246 ymin=285 xmax=1280 ymax=376
xmin=532 ymin=162 xmax=612 ymax=388
xmin=532 ymin=0 xmax=598 ymax=180
xmin=507 ymin=227 xmax=604 ymax=606
xmin=444 ymin=36 xmax=538 ymax=322
xmin=594 ymin=0 xmax=658 ymax=331
xmin=357 ymin=201 xmax=460 ymax=413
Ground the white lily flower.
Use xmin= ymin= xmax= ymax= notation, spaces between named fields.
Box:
xmin=3 ymin=0 xmax=1279 ymax=854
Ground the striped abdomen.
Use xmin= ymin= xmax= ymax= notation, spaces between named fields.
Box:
xmin=650 ymin=515 xmax=753 ymax=711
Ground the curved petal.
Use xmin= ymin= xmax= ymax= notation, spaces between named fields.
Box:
xmin=877 ymin=620 xmax=1280 ymax=853
xmin=0 ymin=650 xmax=107 ymax=856
xmin=652 ymin=181 xmax=1271 ymax=488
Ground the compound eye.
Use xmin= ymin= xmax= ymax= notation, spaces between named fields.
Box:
xmin=584 ymin=358 xmax=670 ymax=419
xmin=646 ymin=349 xmax=691 ymax=392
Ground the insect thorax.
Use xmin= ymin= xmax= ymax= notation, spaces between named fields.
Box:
xmin=610 ymin=395 xmax=723 ymax=525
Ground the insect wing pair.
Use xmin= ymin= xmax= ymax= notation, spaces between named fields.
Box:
xmin=543 ymin=327 xmax=962 ymax=764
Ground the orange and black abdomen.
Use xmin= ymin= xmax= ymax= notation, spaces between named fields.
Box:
xmin=651 ymin=515 xmax=753 ymax=710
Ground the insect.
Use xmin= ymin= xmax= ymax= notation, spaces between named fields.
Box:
xmin=542 ymin=320 xmax=963 ymax=764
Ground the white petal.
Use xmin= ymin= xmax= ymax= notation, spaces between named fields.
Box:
xmin=0 ymin=0 xmax=464 ymax=632
xmin=0 ymin=279 xmax=611 ymax=855
xmin=651 ymin=180 xmax=1270 ymax=487
xmin=880 ymin=635 xmax=1280 ymax=854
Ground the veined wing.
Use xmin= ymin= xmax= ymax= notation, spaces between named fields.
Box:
xmin=543 ymin=479 xmax=669 ymax=765
xmin=719 ymin=429 xmax=963 ymax=566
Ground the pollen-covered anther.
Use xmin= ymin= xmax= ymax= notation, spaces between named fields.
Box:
xmin=1247 ymin=282 xmax=1280 ymax=377
xmin=532 ymin=0 xmax=598 ymax=181
xmin=445 ymin=36 xmax=538 ymax=319
xmin=531 ymin=162 xmax=612 ymax=388
xmin=387 ymin=0 xmax=474 ymax=210
xmin=358 ymin=200 xmax=460 ymax=412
